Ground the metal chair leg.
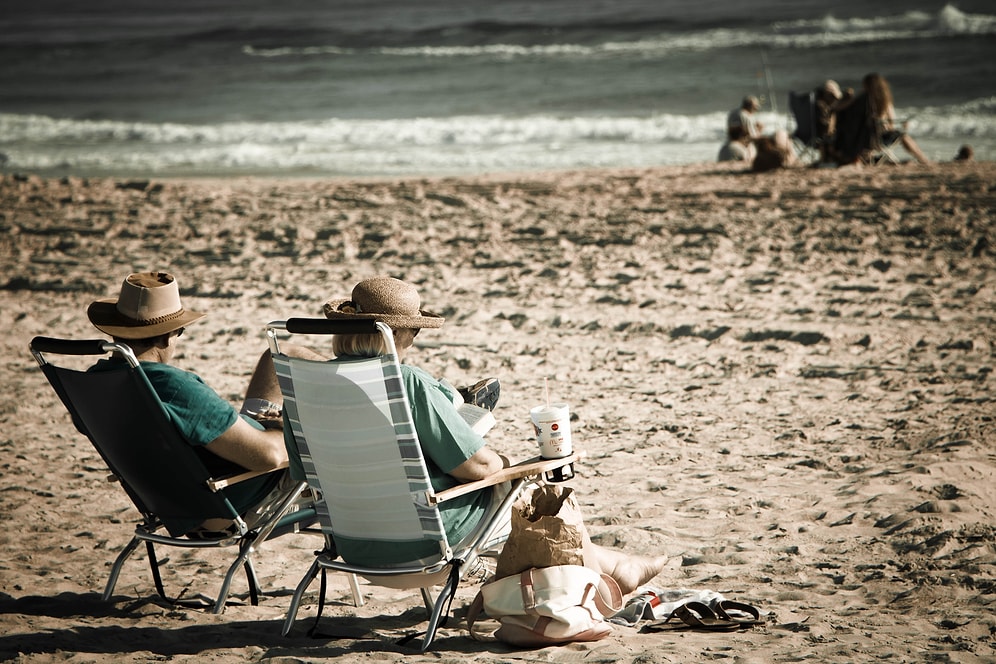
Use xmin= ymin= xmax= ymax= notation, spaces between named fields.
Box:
xmin=419 ymin=564 xmax=460 ymax=652
xmin=102 ymin=536 xmax=141 ymax=601
xmin=282 ymin=557 xmax=323 ymax=636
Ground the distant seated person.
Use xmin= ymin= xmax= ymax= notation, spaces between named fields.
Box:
xmin=814 ymin=79 xmax=847 ymax=163
xmin=954 ymin=144 xmax=973 ymax=161
xmin=752 ymin=130 xmax=799 ymax=172
xmin=87 ymin=271 xmax=321 ymax=538
xmin=833 ymin=72 xmax=929 ymax=165
xmin=727 ymin=95 xmax=764 ymax=141
xmin=717 ymin=125 xmax=756 ymax=164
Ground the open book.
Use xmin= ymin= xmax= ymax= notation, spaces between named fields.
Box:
xmin=458 ymin=402 xmax=496 ymax=436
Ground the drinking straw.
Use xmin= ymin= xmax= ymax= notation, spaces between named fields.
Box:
xmin=544 ymin=376 xmax=550 ymax=408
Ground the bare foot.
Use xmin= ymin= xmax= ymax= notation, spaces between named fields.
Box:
xmin=605 ymin=554 xmax=670 ymax=594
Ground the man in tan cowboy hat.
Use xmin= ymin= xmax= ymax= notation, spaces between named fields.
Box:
xmin=317 ymin=277 xmax=669 ymax=592
xmin=87 ymin=271 xmax=322 ymax=537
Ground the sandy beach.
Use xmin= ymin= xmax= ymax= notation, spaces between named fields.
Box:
xmin=1 ymin=161 xmax=994 ymax=663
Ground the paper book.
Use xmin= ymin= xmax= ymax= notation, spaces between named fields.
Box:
xmin=458 ymin=402 xmax=497 ymax=436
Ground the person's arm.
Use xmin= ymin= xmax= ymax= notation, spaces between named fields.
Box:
xmin=882 ymin=103 xmax=897 ymax=130
xmin=205 ymin=418 xmax=289 ymax=471
xmin=448 ymin=447 xmax=507 ymax=482
xmin=831 ymin=90 xmax=856 ymax=113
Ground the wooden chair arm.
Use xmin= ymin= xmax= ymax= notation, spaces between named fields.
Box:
xmin=207 ymin=460 xmax=290 ymax=492
xmin=432 ymin=452 xmax=582 ymax=504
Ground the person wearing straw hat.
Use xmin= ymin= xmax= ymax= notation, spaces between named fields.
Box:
xmin=86 ymin=271 xmax=321 ymax=537
xmin=320 ymin=276 xmax=670 ymax=592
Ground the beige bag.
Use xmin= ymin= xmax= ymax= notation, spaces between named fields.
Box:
xmin=494 ymin=484 xmax=586 ymax=581
xmin=467 ymin=565 xmax=623 ymax=647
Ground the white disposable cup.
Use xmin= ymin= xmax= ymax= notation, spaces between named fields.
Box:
xmin=530 ymin=403 xmax=573 ymax=459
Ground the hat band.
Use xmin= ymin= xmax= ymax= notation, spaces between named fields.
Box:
xmin=118 ymin=307 xmax=188 ymax=326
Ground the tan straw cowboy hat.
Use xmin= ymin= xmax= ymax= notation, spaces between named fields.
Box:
xmin=323 ymin=276 xmax=444 ymax=329
xmin=87 ymin=272 xmax=206 ymax=339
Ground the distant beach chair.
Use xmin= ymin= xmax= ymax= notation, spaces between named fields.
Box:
xmin=834 ymin=93 xmax=911 ymax=166
xmin=868 ymin=118 xmax=906 ymax=165
xmin=30 ymin=336 xmax=317 ymax=613
xmin=268 ymin=317 xmax=578 ymax=651
xmin=787 ymin=90 xmax=820 ymax=164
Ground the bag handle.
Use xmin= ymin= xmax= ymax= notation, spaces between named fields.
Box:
xmin=466 ymin=591 xmax=495 ymax=642
xmin=592 ymin=572 xmax=623 ymax=617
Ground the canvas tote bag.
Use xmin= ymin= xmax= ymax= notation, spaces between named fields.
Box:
xmin=467 ymin=564 xmax=623 ymax=648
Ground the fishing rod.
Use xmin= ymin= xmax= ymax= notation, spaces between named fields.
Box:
xmin=759 ymin=50 xmax=780 ymax=127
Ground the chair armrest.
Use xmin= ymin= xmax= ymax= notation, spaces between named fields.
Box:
xmin=432 ymin=452 xmax=582 ymax=504
xmin=206 ymin=460 xmax=290 ymax=492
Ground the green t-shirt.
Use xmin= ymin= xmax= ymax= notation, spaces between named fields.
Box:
xmin=288 ymin=363 xmax=491 ymax=566
xmin=90 ymin=359 xmax=280 ymax=534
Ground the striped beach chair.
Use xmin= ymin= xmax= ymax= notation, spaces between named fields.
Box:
xmin=267 ymin=318 xmax=577 ymax=650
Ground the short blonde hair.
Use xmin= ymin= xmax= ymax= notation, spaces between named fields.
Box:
xmin=331 ymin=333 xmax=387 ymax=358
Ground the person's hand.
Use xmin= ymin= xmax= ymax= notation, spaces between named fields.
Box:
xmin=255 ymin=410 xmax=284 ymax=430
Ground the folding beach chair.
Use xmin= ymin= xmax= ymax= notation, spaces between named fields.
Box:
xmin=267 ymin=318 xmax=578 ymax=651
xmin=788 ymin=90 xmax=820 ymax=164
xmin=867 ymin=118 xmax=905 ymax=165
xmin=29 ymin=336 xmax=317 ymax=613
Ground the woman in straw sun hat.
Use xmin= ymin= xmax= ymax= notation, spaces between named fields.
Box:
xmin=318 ymin=276 xmax=670 ymax=593
xmin=87 ymin=271 xmax=322 ymax=537
xmin=320 ymin=276 xmax=505 ymax=567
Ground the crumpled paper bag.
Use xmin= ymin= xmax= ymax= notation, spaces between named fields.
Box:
xmin=494 ymin=484 xmax=586 ymax=580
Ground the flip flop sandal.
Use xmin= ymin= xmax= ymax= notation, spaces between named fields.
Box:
xmin=715 ymin=600 xmax=765 ymax=627
xmin=641 ymin=601 xmax=740 ymax=633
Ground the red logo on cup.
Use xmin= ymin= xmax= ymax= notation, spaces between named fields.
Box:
xmin=551 ymin=423 xmax=559 ymax=431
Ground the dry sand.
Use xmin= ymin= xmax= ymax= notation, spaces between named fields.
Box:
xmin=1 ymin=161 xmax=994 ymax=663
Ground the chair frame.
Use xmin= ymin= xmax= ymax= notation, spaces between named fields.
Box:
xmin=30 ymin=336 xmax=315 ymax=613
xmin=788 ymin=90 xmax=821 ymax=165
xmin=267 ymin=318 xmax=577 ymax=650
xmin=867 ymin=118 xmax=905 ymax=165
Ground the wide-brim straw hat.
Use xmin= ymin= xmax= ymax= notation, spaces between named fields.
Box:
xmin=87 ymin=272 xmax=205 ymax=339
xmin=323 ymin=276 xmax=444 ymax=329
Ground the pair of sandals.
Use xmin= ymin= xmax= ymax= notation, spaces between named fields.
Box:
xmin=642 ymin=600 xmax=764 ymax=633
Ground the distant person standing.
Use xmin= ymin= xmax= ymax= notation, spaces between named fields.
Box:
xmin=727 ymin=95 xmax=764 ymax=141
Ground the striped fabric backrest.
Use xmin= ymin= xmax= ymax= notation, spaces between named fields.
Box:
xmin=274 ymin=352 xmax=447 ymax=546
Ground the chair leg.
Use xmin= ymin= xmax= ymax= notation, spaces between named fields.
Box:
xmin=419 ymin=564 xmax=460 ymax=652
xmin=102 ymin=536 xmax=141 ymax=601
xmin=214 ymin=537 xmax=263 ymax=614
xmin=145 ymin=541 xmax=167 ymax=601
xmin=282 ymin=556 xmax=323 ymax=637
xmin=419 ymin=587 xmax=434 ymax=614
xmin=348 ymin=574 xmax=364 ymax=607
xmin=244 ymin=558 xmax=262 ymax=606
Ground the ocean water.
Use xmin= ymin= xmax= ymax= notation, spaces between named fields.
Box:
xmin=1 ymin=0 xmax=994 ymax=177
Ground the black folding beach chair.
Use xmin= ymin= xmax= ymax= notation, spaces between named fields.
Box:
xmin=788 ymin=90 xmax=820 ymax=164
xmin=29 ymin=336 xmax=317 ymax=613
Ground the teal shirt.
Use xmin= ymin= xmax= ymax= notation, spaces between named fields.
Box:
xmin=288 ymin=362 xmax=491 ymax=566
xmin=90 ymin=359 xmax=280 ymax=534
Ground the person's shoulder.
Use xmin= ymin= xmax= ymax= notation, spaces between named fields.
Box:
xmin=141 ymin=361 xmax=197 ymax=379
xmin=141 ymin=361 xmax=213 ymax=391
xmin=400 ymin=363 xmax=436 ymax=385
